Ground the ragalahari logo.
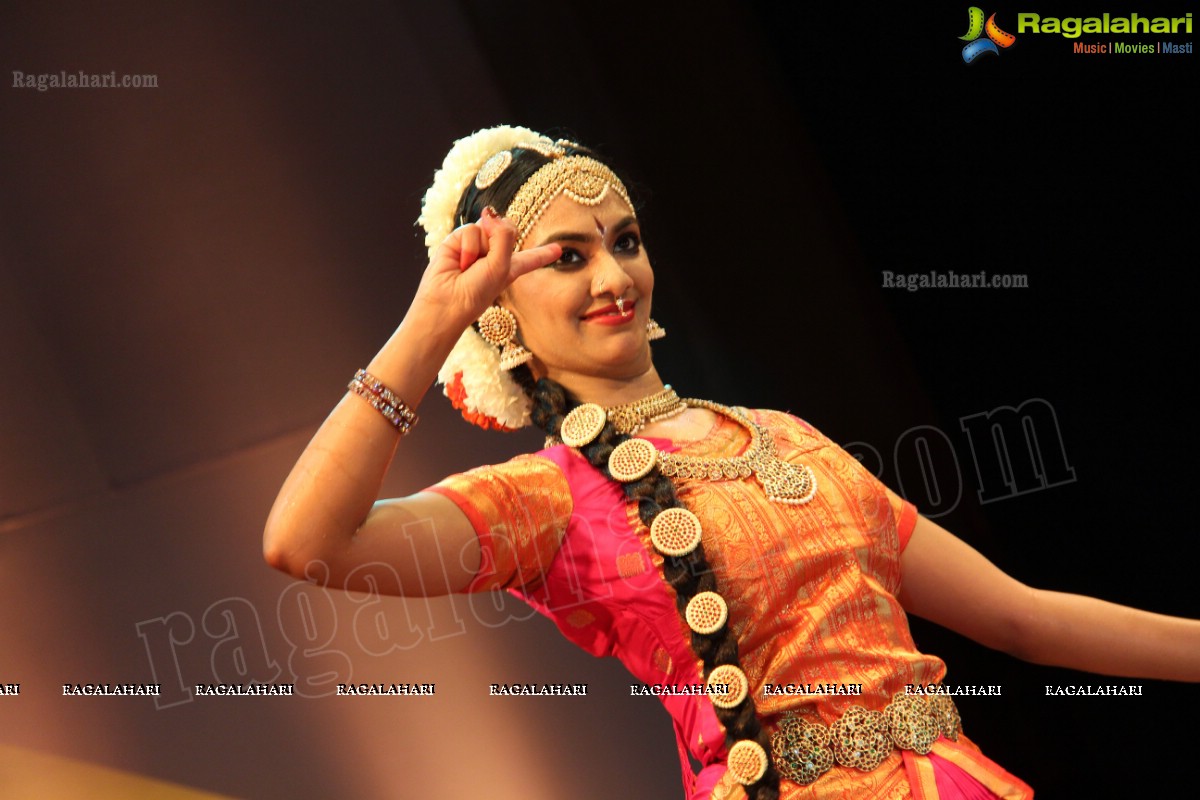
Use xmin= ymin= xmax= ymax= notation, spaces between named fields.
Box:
xmin=960 ymin=8 xmax=1017 ymax=62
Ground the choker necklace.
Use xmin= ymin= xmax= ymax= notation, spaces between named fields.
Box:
xmin=605 ymin=384 xmax=687 ymax=435
xmin=558 ymin=397 xmax=817 ymax=505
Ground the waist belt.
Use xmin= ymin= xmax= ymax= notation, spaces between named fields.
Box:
xmin=770 ymin=691 xmax=962 ymax=785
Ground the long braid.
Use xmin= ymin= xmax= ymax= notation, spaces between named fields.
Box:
xmin=450 ymin=131 xmax=778 ymax=795
xmin=529 ymin=376 xmax=781 ymax=800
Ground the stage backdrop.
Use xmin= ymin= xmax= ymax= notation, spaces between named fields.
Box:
xmin=2 ymin=2 xmax=1196 ymax=798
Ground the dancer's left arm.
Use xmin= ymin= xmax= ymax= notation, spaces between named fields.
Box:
xmin=898 ymin=515 xmax=1200 ymax=681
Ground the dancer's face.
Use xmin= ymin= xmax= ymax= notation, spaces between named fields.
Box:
xmin=502 ymin=191 xmax=654 ymax=385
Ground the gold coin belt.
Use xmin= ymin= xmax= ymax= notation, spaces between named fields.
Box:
xmin=771 ymin=692 xmax=962 ymax=785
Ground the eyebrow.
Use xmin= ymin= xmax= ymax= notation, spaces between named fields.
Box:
xmin=534 ymin=215 xmax=638 ymax=248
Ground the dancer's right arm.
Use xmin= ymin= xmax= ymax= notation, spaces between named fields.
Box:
xmin=262 ymin=209 xmax=561 ymax=596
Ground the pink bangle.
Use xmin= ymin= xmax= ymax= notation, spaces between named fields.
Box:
xmin=348 ymin=369 xmax=418 ymax=435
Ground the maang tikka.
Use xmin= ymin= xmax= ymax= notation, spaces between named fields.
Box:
xmin=424 ymin=126 xmax=655 ymax=430
xmin=476 ymin=305 xmax=532 ymax=371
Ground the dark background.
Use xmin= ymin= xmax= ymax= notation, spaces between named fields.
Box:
xmin=1 ymin=1 xmax=1195 ymax=797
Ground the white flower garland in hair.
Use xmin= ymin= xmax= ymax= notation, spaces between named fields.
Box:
xmin=419 ymin=125 xmax=553 ymax=430
xmin=417 ymin=124 xmax=549 ymax=259
xmin=436 ymin=327 xmax=533 ymax=430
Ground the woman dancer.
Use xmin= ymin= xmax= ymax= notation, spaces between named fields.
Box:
xmin=264 ymin=125 xmax=1200 ymax=799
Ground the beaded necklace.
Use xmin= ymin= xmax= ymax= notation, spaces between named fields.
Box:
xmin=559 ymin=398 xmax=817 ymax=505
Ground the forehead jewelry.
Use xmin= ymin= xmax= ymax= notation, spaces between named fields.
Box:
xmin=471 ymin=139 xmax=573 ymax=190
xmin=467 ymin=139 xmax=635 ymax=250
xmin=505 ymin=156 xmax=634 ymax=250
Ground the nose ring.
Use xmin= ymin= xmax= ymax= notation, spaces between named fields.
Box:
xmin=615 ymin=297 xmax=626 ymax=314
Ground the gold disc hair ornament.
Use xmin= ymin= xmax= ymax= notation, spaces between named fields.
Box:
xmin=474 ymin=150 xmax=512 ymax=189
xmin=727 ymin=740 xmax=770 ymax=785
xmin=648 ymin=507 xmax=703 ymax=557
xmin=559 ymin=403 xmax=607 ymax=448
xmin=607 ymin=438 xmax=658 ymax=482
xmin=685 ymin=591 xmax=729 ymax=635
xmin=548 ymin=388 xmax=786 ymax=800
xmin=706 ymin=664 xmax=749 ymax=709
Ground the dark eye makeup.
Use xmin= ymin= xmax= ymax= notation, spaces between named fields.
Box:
xmin=543 ymin=227 xmax=641 ymax=269
xmin=614 ymin=231 xmax=641 ymax=253
xmin=548 ymin=247 xmax=586 ymax=269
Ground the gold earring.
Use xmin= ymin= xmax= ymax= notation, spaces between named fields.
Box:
xmin=477 ymin=305 xmax=532 ymax=370
xmin=646 ymin=318 xmax=666 ymax=341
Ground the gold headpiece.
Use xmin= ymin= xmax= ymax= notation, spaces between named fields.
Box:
xmin=505 ymin=155 xmax=634 ymax=249
xmin=474 ymin=151 xmax=512 ymax=189
xmin=469 ymin=139 xmax=635 ymax=250
xmin=427 ymin=126 xmax=639 ymax=432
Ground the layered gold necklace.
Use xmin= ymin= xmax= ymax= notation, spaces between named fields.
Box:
xmin=655 ymin=400 xmax=816 ymax=505
xmin=556 ymin=391 xmax=817 ymax=506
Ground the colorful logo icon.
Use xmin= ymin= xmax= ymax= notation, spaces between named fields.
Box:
xmin=960 ymin=7 xmax=1016 ymax=62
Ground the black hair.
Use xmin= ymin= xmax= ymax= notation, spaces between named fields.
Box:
xmin=527 ymin=376 xmax=781 ymax=800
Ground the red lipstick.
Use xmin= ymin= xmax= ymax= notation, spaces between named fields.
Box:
xmin=582 ymin=301 xmax=636 ymax=325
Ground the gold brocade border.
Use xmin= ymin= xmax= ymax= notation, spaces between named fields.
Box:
xmin=927 ymin=739 xmax=1035 ymax=800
